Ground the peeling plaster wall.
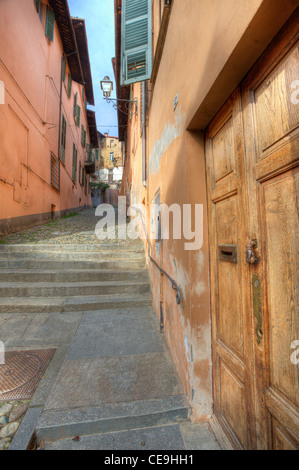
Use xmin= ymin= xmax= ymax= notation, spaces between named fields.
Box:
xmin=149 ymin=105 xmax=186 ymax=176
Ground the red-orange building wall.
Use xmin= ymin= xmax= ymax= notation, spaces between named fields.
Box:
xmin=0 ymin=0 xmax=93 ymax=235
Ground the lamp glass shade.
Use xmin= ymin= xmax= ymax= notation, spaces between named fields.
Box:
xmin=101 ymin=77 xmax=113 ymax=97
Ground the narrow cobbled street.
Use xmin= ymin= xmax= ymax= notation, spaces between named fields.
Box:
xmin=0 ymin=209 xmax=220 ymax=450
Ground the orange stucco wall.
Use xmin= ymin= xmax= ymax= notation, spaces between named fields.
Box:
xmin=0 ymin=0 xmax=92 ymax=234
xmin=120 ymin=0 xmax=298 ymax=421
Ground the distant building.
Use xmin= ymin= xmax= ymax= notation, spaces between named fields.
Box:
xmin=91 ymin=132 xmax=124 ymax=205
xmin=0 ymin=0 xmax=98 ymax=235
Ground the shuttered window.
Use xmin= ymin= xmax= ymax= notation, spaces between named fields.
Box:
xmin=80 ymin=165 xmax=85 ymax=187
xmin=51 ymin=153 xmax=60 ymax=192
xmin=67 ymin=74 xmax=72 ymax=98
xmin=79 ymin=161 xmax=82 ymax=186
xmin=62 ymin=57 xmax=66 ymax=83
xmin=60 ymin=114 xmax=67 ymax=164
xmin=74 ymin=92 xmax=77 ymax=118
xmin=76 ymin=105 xmax=81 ymax=128
xmin=72 ymin=144 xmax=77 ymax=183
xmin=121 ymin=0 xmax=152 ymax=86
xmin=45 ymin=6 xmax=55 ymax=42
xmin=81 ymin=125 xmax=86 ymax=148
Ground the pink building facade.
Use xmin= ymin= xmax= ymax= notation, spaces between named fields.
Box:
xmin=0 ymin=0 xmax=98 ymax=235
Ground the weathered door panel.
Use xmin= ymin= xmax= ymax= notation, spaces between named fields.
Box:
xmin=206 ymin=11 xmax=299 ymax=449
xmin=205 ymin=91 xmax=256 ymax=449
xmin=241 ymin=14 xmax=299 ymax=448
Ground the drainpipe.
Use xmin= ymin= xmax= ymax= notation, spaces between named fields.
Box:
xmin=57 ymin=56 xmax=64 ymax=160
xmin=142 ymin=81 xmax=146 ymax=186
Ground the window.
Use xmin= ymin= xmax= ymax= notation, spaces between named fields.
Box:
xmin=35 ymin=0 xmax=42 ymax=22
xmin=60 ymin=114 xmax=67 ymax=164
xmin=121 ymin=0 xmax=152 ymax=85
xmin=51 ymin=153 xmax=60 ymax=191
xmin=67 ymin=74 xmax=72 ymax=98
xmin=81 ymin=125 xmax=86 ymax=148
xmin=110 ymin=140 xmax=114 ymax=148
xmin=74 ymin=92 xmax=80 ymax=127
xmin=76 ymin=105 xmax=81 ymax=128
xmin=79 ymin=161 xmax=85 ymax=187
xmin=110 ymin=152 xmax=114 ymax=161
xmin=62 ymin=57 xmax=66 ymax=83
xmin=72 ymin=144 xmax=77 ymax=183
xmin=74 ymin=92 xmax=77 ymax=118
xmin=45 ymin=6 xmax=55 ymax=42
xmin=86 ymin=144 xmax=92 ymax=162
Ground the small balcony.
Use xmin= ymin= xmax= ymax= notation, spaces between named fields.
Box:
xmin=84 ymin=150 xmax=96 ymax=174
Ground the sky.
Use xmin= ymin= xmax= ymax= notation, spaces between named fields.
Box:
xmin=68 ymin=0 xmax=119 ymax=137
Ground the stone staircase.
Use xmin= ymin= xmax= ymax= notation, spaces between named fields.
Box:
xmin=0 ymin=242 xmax=192 ymax=450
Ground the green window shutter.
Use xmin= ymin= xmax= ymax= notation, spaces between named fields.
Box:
xmin=83 ymin=129 xmax=86 ymax=148
xmin=72 ymin=144 xmax=77 ymax=183
xmin=79 ymin=161 xmax=82 ymax=186
xmin=62 ymin=57 xmax=66 ymax=83
xmin=60 ymin=114 xmax=66 ymax=164
xmin=84 ymin=99 xmax=87 ymax=112
xmin=35 ymin=0 xmax=40 ymax=13
xmin=74 ymin=92 xmax=77 ymax=118
xmin=76 ymin=105 xmax=81 ymax=128
xmin=67 ymin=74 xmax=72 ymax=98
xmin=45 ymin=6 xmax=55 ymax=42
xmin=121 ymin=0 xmax=152 ymax=86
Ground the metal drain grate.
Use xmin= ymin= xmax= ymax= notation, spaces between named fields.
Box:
xmin=0 ymin=349 xmax=56 ymax=401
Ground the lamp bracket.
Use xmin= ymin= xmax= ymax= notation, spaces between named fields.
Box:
xmin=104 ymin=97 xmax=138 ymax=117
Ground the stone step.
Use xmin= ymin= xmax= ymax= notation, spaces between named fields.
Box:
xmin=40 ymin=424 xmax=188 ymax=451
xmin=0 ymin=259 xmax=146 ymax=270
xmin=35 ymin=396 xmax=189 ymax=443
xmin=0 ymin=244 xmax=145 ymax=253
xmin=0 ymin=293 xmax=153 ymax=313
xmin=0 ymin=269 xmax=148 ymax=283
xmin=0 ymin=251 xmax=145 ymax=261
xmin=0 ymin=280 xmax=151 ymax=297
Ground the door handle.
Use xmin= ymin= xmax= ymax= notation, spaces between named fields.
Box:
xmin=246 ymin=239 xmax=259 ymax=265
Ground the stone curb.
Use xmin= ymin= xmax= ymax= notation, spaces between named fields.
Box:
xmin=8 ymin=407 xmax=42 ymax=450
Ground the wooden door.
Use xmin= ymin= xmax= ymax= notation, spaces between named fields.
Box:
xmin=206 ymin=11 xmax=299 ymax=450
xmin=241 ymin=13 xmax=299 ymax=450
xmin=205 ymin=90 xmax=256 ymax=450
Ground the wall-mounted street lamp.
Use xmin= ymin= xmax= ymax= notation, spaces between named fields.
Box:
xmin=100 ymin=76 xmax=138 ymax=116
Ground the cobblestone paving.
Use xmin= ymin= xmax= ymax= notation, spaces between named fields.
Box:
xmin=0 ymin=209 xmax=134 ymax=245
xmin=0 ymin=401 xmax=30 ymax=450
